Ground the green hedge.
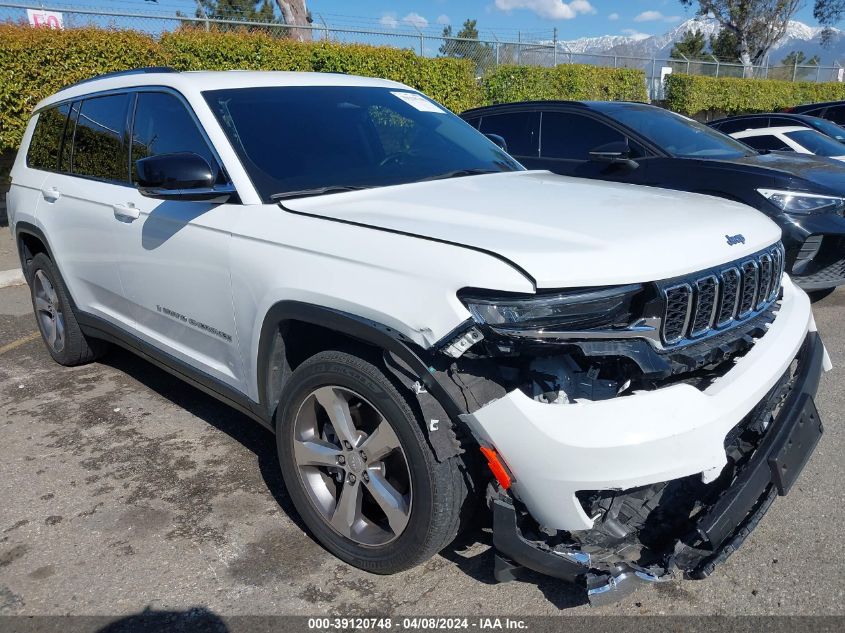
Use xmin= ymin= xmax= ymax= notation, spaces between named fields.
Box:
xmin=0 ymin=26 xmax=164 ymax=154
xmin=483 ymin=64 xmax=648 ymax=104
xmin=0 ymin=24 xmax=481 ymax=154
xmin=665 ymin=73 xmax=845 ymax=116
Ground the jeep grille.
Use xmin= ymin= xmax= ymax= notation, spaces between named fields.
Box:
xmin=660 ymin=243 xmax=785 ymax=346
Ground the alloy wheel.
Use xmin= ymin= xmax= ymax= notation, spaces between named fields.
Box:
xmin=33 ymin=269 xmax=66 ymax=354
xmin=292 ymin=385 xmax=413 ymax=546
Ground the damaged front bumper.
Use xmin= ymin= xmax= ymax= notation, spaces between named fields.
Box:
xmin=487 ymin=324 xmax=825 ymax=602
xmin=460 ymin=277 xmax=826 ymax=532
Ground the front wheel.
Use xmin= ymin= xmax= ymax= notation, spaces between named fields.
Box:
xmin=276 ymin=350 xmax=466 ymax=574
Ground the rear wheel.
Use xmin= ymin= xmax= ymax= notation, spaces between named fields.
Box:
xmin=28 ymin=253 xmax=107 ymax=366
xmin=276 ymin=350 xmax=466 ymax=574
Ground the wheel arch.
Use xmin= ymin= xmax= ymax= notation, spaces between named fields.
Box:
xmin=256 ymin=301 xmax=467 ymax=462
xmin=14 ymin=221 xmax=54 ymax=283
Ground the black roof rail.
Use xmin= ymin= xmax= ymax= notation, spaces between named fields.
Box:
xmin=63 ymin=67 xmax=177 ymax=90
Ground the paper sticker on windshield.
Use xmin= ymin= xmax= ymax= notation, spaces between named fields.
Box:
xmin=391 ymin=91 xmax=446 ymax=113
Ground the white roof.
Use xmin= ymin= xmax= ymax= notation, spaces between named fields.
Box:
xmin=36 ymin=70 xmax=410 ymax=110
xmin=731 ymin=125 xmax=811 ymax=138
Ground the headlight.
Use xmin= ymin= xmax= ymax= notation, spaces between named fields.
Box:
xmin=757 ymin=188 xmax=845 ymax=215
xmin=459 ymin=284 xmax=642 ymax=331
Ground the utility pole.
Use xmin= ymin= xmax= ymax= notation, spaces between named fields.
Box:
xmin=552 ymin=27 xmax=557 ymax=67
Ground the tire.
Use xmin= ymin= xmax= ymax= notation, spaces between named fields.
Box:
xmin=28 ymin=252 xmax=108 ymax=366
xmin=276 ymin=350 xmax=467 ymax=574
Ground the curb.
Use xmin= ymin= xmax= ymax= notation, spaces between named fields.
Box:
xmin=0 ymin=268 xmax=25 ymax=289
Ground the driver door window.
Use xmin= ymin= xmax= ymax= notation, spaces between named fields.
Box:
xmin=540 ymin=111 xmax=644 ymax=160
xmin=131 ymin=92 xmax=218 ymax=182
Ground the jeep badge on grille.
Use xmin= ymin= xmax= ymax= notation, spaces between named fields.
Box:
xmin=726 ymin=234 xmax=746 ymax=246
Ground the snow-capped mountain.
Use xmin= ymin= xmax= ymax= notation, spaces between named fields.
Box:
xmin=555 ymin=17 xmax=844 ymax=65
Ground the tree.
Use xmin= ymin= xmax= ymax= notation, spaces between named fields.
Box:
xmin=680 ymin=1 xmax=802 ymax=73
xmin=814 ymin=0 xmax=845 ymax=44
xmin=196 ymin=0 xmax=276 ymax=22
xmin=670 ymin=29 xmax=708 ymax=59
xmin=438 ymin=19 xmax=494 ymax=73
xmin=709 ymin=30 xmax=740 ymax=62
xmin=781 ymin=50 xmax=821 ymax=65
xmin=274 ymin=0 xmax=312 ymax=41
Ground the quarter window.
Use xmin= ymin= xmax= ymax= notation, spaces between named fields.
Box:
xmin=131 ymin=92 xmax=217 ymax=182
xmin=72 ymin=93 xmax=131 ymax=183
xmin=27 ymin=104 xmax=70 ymax=171
xmin=59 ymin=101 xmax=80 ymax=173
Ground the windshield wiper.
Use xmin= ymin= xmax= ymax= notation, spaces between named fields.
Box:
xmin=271 ymin=185 xmax=370 ymax=201
xmin=416 ymin=168 xmax=500 ymax=183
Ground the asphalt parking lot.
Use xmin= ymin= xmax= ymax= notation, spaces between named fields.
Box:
xmin=0 ymin=271 xmax=844 ymax=618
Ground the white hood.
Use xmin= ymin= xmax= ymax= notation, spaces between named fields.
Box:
xmin=284 ymin=171 xmax=782 ymax=289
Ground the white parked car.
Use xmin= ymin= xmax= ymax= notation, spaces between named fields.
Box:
xmin=7 ymin=69 xmax=830 ymax=605
xmin=731 ymin=125 xmax=845 ymax=162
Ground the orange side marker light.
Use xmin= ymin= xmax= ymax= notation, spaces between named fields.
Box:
xmin=479 ymin=446 xmax=513 ymax=490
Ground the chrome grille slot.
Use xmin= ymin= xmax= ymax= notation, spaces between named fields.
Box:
xmin=738 ymin=260 xmax=759 ymax=317
xmin=658 ymin=243 xmax=784 ymax=346
xmin=757 ymin=254 xmax=773 ymax=309
xmin=770 ymin=245 xmax=784 ymax=301
xmin=690 ymin=276 xmax=718 ymax=337
xmin=662 ymin=284 xmax=692 ymax=344
xmin=717 ymin=267 xmax=741 ymax=326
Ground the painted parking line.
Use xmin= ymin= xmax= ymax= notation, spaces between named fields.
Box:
xmin=0 ymin=332 xmax=40 ymax=355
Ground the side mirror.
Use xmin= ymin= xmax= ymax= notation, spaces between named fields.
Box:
xmin=136 ymin=152 xmax=235 ymax=202
xmin=589 ymin=140 xmax=639 ymax=170
xmin=485 ymin=133 xmax=509 ymax=152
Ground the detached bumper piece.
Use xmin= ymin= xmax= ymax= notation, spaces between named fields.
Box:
xmin=490 ymin=332 xmax=825 ymax=606
xmin=491 ymin=499 xmax=669 ymax=607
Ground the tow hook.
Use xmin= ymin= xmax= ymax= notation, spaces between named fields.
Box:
xmin=585 ymin=566 xmax=671 ymax=607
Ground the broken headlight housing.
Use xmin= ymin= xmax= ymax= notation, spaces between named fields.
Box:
xmin=459 ymin=284 xmax=643 ymax=332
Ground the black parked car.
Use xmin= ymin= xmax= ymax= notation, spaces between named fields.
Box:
xmin=785 ymin=100 xmax=845 ymax=126
xmin=461 ymin=101 xmax=845 ymax=291
xmin=709 ymin=112 xmax=845 ymax=143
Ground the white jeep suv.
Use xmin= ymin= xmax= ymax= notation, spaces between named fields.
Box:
xmin=7 ymin=69 xmax=830 ymax=604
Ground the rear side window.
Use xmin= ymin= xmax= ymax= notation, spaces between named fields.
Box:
xmin=72 ymin=93 xmax=131 ymax=183
xmin=740 ymin=134 xmax=791 ymax=152
xmin=26 ymin=104 xmax=70 ymax=171
xmin=714 ymin=118 xmax=758 ymax=134
xmin=541 ymin=111 xmax=626 ymax=160
xmin=479 ymin=112 xmax=540 ymax=157
xmin=769 ymin=116 xmax=799 ymax=127
xmin=131 ymin=91 xmax=217 ymax=182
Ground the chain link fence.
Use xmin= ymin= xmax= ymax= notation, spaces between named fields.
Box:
xmin=2 ymin=1 xmax=843 ymax=100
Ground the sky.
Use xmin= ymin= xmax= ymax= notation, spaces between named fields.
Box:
xmin=17 ymin=1 xmax=827 ymax=41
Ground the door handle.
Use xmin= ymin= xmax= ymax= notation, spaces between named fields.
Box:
xmin=112 ymin=203 xmax=140 ymax=222
xmin=41 ymin=187 xmax=61 ymax=203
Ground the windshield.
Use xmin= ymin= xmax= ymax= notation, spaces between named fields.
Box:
xmin=203 ymin=86 xmax=521 ymax=201
xmin=607 ymin=106 xmax=754 ymax=159
xmin=785 ymin=129 xmax=845 ymax=157
xmin=806 ymin=117 xmax=845 ymax=142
